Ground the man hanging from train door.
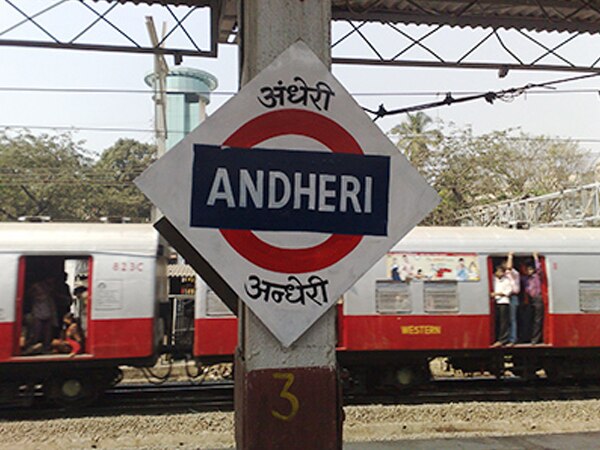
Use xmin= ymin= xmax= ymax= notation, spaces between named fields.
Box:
xmin=523 ymin=252 xmax=544 ymax=345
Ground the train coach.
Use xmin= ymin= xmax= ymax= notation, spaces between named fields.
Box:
xmin=0 ymin=222 xmax=167 ymax=406
xmin=194 ymin=226 xmax=600 ymax=390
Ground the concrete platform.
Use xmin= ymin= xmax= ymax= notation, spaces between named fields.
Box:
xmin=344 ymin=431 xmax=600 ymax=449
xmin=214 ymin=431 xmax=600 ymax=449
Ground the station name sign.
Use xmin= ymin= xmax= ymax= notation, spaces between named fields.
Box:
xmin=191 ymin=144 xmax=390 ymax=236
xmin=136 ymin=41 xmax=440 ymax=346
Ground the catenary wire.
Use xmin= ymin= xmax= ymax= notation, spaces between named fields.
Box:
xmin=3 ymin=124 xmax=600 ymax=145
xmin=3 ymin=86 xmax=600 ymax=96
xmin=363 ymin=72 xmax=600 ymax=120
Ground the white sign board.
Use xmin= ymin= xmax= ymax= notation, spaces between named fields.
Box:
xmin=136 ymin=41 xmax=439 ymax=347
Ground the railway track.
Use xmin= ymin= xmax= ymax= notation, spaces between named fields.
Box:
xmin=100 ymin=381 xmax=235 ymax=413
xmin=347 ymin=377 xmax=600 ymax=406
xmin=0 ymin=381 xmax=234 ymax=420
xmin=3 ymin=377 xmax=600 ymax=420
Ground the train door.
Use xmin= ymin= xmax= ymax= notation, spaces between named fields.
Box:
xmin=488 ymin=253 xmax=548 ymax=345
xmin=16 ymin=255 xmax=91 ymax=357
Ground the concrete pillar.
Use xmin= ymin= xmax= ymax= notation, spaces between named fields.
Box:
xmin=235 ymin=1 xmax=340 ymax=449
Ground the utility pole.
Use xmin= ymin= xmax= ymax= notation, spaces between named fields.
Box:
xmin=235 ymin=1 xmax=339 ymax=449
xmin=146 ymin=16 xmax=168 ymax=159
xmin=146 ymin=16 xmax=168 ymax=223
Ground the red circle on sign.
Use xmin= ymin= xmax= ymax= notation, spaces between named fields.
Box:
xmin=221 ymin=109 xmax=363 ymax=273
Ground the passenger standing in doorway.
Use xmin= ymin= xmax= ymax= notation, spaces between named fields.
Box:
xmin=71 ymin=286 xmax=88 ymax=336
xmin=504 ymin=252 xmax=521 ymax=346
xmin=524 ymin=252 xmax=544 ymax=344
xmin=54 ymin=272 xmax=73 ymax=337
xmin=490 ymin=266 xmax=512 ymax=347
xmin=27 ymin=277 xmax=58 ymax=352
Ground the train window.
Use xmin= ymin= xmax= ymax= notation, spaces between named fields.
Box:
xmin=424 ymin=281 xmax=459 ymax=313
xmin=375 ymin=280 xmax=411 ymax=314
xmin=206 ymin=289 xmax=234 ymax=316
xmin=579 ymin=281 xmax=600 ymax=312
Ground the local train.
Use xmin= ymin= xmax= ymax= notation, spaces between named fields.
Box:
xmin=195 ymin=226 xmax=600 ymax=389
xmin=0 ymin=223 xmax=167 ymax=406
xmin=2 ymin=223 xmax=600 ymax=406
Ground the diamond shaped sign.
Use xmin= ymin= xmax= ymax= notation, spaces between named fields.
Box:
xmin=136 ymin=41 xmax=439 ymax=347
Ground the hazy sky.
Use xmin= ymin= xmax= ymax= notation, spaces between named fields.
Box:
xmin=2 ymin=2 xmax=600 ymax=156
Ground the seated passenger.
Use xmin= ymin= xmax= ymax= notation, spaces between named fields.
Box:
xmin=51 ymin=313 xmax=83 ymax=357
xmin=19 ymin=312 xmax=35 ymax=354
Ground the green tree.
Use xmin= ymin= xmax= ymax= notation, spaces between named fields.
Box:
xmin=389 ymin=112 xmax=442 ymax=180
xmin=0 ymin=131 xmax=93 ymax=221
xmin=91 ymin=138 xmax=156 ymax=221
xmin=390 ymin=115 xmax=592 ymax=225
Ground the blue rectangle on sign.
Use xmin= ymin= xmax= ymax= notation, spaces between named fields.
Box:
xmin=190 ymin=144 xmax=390 ymax=236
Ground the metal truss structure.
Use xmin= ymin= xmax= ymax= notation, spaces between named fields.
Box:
xmin=458 ymin=182 xmax=600 ymax=228
xmin=0 ymin=0 xmax=224 ymax=62
xmin=3 ymin=1 xmax=600 ymax=74
xmin=331 ymin=0 xmax=600 ymax=73
xmin=331 ymin=18 xmax=600 ymax=74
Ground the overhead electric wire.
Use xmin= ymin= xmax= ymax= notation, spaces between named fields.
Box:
xmin=3 ymin=124 xmax=600 ymax=146
xmin=363 ymin=72 xmax=600 ymax=120
xmin=3 ymin=86 xmax=600 ymax=97
xmin=0 ymin=86 xmax=237 ymax=95
xmin=3 ymin=72 xmax=600 ymax=147
xmin=0 ymin=124 xmax=154 ymax=133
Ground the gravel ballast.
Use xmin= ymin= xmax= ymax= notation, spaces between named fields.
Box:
xmin=2 ymin=400 xmax=600 ymax=449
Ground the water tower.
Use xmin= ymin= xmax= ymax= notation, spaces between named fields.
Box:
xmin=145 ymin=67 xmax=218 ymax=151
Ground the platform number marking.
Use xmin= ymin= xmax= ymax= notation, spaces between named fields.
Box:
xmin=271 ymin=372 xmax=299 ymax=421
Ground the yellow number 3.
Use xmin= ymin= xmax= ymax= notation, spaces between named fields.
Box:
xmin=271 ymin=372 xmax=300 ymax=421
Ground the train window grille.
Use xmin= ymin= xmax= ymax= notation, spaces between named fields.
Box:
xmin=171 ymin=297 xmax=195 ymax=349
xmin=375 ymin=280 xmax=411 ymax=314
xmin=424 ymin=281 xmax=459 ymax=313
xmin=579 ymin=281 xmax=600 ymax=312
xmin=206 ymin=289 xmax=234 ymax=317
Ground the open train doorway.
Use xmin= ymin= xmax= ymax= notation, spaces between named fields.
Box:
xmin=16 ymin=255 xmax=90 ymax=357
xmin=488 ymin=253 xmax=548 ymax=346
